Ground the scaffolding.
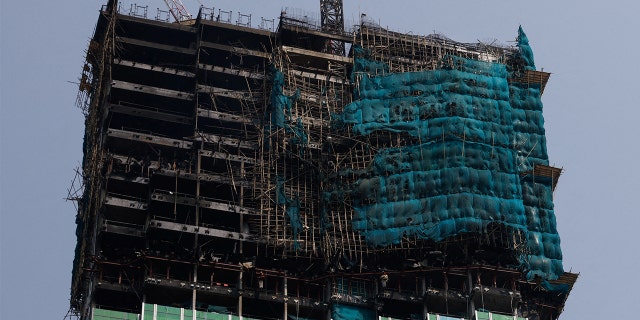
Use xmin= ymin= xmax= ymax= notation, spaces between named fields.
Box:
xmin=70 ymin=1 xmax=575 ymax=319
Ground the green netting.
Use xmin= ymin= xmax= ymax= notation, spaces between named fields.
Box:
xmin=331 ymin=27 xmax=563 ymax=281
xmin=92 ymin=308 xmax=139 ymax=320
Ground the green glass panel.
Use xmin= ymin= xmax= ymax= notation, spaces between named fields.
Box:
xmin=492 ymin=314 xmax=514 ymax=320
xmin=93 ymin=308 xmax=139 ymax=320
xmin=195 ymin=311 xmax=226 ymax=320
xmin=476 ymin=311 xmax=490 ymax=320
xmin=157 ymin=305 xmax=182 ymax=316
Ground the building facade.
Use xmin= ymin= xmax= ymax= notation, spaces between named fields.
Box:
xmin=70 ymin=1 xmax=576 ymax=319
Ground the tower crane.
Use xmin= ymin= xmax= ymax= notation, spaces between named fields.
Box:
xmin=320 ymin=0 xmax=345 ymax=55
xmin=163 ymin=0 xmax=192 ymax=22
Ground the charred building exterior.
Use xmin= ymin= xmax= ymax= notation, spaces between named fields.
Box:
xmin=70 ymin=1 xmax=576 ymax=319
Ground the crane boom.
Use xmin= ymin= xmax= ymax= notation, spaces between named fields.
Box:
xmin=163 ymin=0 xmax=192 ymax=22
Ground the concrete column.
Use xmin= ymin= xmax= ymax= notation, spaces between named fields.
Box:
xmin=238 ymin=269 xmax=243 ymax=318
xmin=192 ymin=150 xmax=202 ymax=316
xmin=326 ymin=280 xmax=332 ymax=320
xmin=283 ymin=274 xmax=288 ymax=320
xmin=421 ymin=276 xmax=428 ymax=319
xmin=467 ymin=271 xmax=475 ymax=320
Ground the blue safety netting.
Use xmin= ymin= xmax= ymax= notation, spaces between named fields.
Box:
xmin=331 ymin=303 xmax=376 ymax=320
xmin=517 ymin=26 xmax=536 ymax=71
xmin=276 ymin=176 xmax=303 ymax=250
xmin=269 ymin=66 xmax=298 ymax=128
xmin=508 ymin=33 xmax=562 ymax=278
xmin=268 ymin=66 xmax=308 ymax=149
xmin=332 ymin=27 xmax=563 ymax=280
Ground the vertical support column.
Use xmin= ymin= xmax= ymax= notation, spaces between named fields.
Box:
xmin=444 ymin=272 xmax=449 ymax=315
xmin=467 ymin=270 xmax=475 ymax=320
xmin=239 ymin=161 xmax=245 ymax=254
xmin=512 ymin=278 xmax=519 ymax=318
xmin=90 ymin=300 xmax=96 ymax=320
xmin=174 ymin=172 xmax=178 ymax=219
xmin=192 ymin=149 xmax=202 ymax=313
xmin=192 ymin=20 xmax=204 ymax=317
xmin=421 ymin=276 xmax=428 ymax=320
xmin=238 ymin=145 xmax=245 ymax=319
xmin=238 ymin=269 xmax=243 ymax=318
xmin=326 ymin=280 xmax=332 ymax=320
xmin=373 ymin=276 xmax=380 ymax=319
xmin=283 ymin=274 xmax=288 ymax=320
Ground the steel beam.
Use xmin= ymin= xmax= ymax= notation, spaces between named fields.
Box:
xmin=199 ymin=149 xmax=256 ymax=164
xmin=114 ymin=59 xmax=195 ymax=77
xmin=109 ymin=103 xmax=193 ymax=125
xmin=112 ymin=80 xmax=194 ymax=101
xmin=148 ymin=219 xmax=254 ymax=241
xmin=195 ymin=132 xmax=256 ymax=150
xmin=200 ymin=41 xmax=270 ymax=59
xmin=196 ymin=84 xmax=259 ymax=102
xmin=105 ymin=195 xmax=148 ymax=210
xmin=107 ymin=128 xmax=193 ymax=149
xmin=198 ymin=63 xmax=265 ymax=80
xmin=117 ymin=36 xmax=196 ymax=55
xmin=197 ymin=108 xmax=254 ymax=124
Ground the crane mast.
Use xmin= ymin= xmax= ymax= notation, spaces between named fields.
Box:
xmin=163 ymin=0 xmax=192 ymax=22
xmin=320 ymin=0 xmax=345 ymax=55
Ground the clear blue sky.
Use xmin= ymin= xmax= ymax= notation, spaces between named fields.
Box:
xmin=1 ymin=1 xmax=638 ymax=319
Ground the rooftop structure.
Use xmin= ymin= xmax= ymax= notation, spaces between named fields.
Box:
xmin=69 ymin=1 xmax=576 ymax=319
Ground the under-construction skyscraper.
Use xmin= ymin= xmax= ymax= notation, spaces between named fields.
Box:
xmin=70 ymin=1 xmax=576 ymax=319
